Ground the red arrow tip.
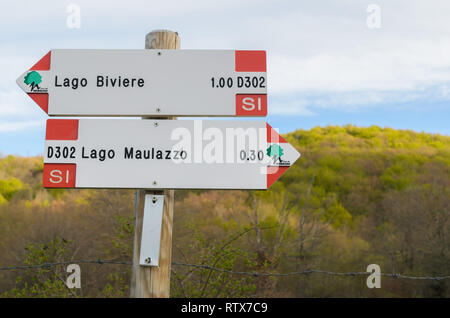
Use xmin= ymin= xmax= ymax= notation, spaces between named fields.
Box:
xmin=27 ymin=93 xmax=48 ymax=114
xmin=30 ymin=51 xmax=51 ymax=71
xmin=267 ymin=166 xmax=289 ymax=188
xmin=266 ymin=123 xmax=287 ymax=143
xmin=26 ymin=51 xmax=51 ymax=113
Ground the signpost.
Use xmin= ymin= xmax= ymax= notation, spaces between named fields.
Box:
xmin=17 ymin=29 xmax=301 ymax=298
xmin=16 ymin=49 xmax=267 ymax=117
xmin=42 ymin=118 xmax=300 ymax=190
xmin=130 ymin=30 xmax=178 ymax=299
xmin=131 ymin=189 xmax=172 ymax=297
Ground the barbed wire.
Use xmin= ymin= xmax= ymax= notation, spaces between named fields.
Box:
xmin=0 ymin=259 xmax=449 ymax=281
xmin=0 ymin=260 xmax=131 ymax=271
xmin=172 ymin=262 xmax=450 ymax=281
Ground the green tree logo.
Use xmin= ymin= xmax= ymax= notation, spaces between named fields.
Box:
xmin=24 ymin=71 xmax=42 ymax=91
xmin=266 ymin=144 xmax=284 ymax=163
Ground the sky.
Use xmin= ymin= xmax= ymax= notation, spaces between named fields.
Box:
xmin=1 ymin=0 xmax=450 ymax=156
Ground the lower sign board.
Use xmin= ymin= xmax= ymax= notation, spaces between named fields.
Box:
xmin=43 ymin=119 xmax=300 ymax=189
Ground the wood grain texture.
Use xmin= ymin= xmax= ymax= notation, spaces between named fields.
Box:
xmin=130 ymin=30 xmax=179 ymax=298
xmin=145 ymin=29 xmax=180 ymax=50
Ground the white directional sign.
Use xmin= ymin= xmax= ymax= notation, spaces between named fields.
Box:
xmin=17 ymin=50 xmax=267 ymax=117
xmin=43 ymin=119 xmax=300 ymax=189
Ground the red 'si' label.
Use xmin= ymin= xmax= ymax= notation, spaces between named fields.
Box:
xmin=236 ymin=94 xmax=267 ymax=116
xmin=43 ymin=164 xmax=76 ymax=188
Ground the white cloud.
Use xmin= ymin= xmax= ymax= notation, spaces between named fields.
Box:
xmin=0 ymin=90 xmax=33 ymax=117
xmin=269 ymin=44 xmax=450 ymax=92
xmin=0 ymin=120 xmax=43 ymax=132
xmin=270 ymin=100 xmax=316 ymax=116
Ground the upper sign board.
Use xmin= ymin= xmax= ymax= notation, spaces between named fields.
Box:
xmin=43 ymin=119 xmax=300 ymax=189
xmin=17 ymin=50 xmax=267 ymax=117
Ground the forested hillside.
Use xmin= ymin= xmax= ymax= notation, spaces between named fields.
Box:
xmin=0 ymin=125 xmax=448 ymax=297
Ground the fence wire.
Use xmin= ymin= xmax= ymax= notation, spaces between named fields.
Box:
xmin=0 ymin=259 xmax=448 ymax=281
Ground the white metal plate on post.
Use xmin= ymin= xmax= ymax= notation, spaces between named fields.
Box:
xmin=42 ymin=119 xmax=300 ymax=189
xmin=139 ymin=194 xmax=165 ymax=267
xmin=16 ymin=49 xmax=267 ymax=117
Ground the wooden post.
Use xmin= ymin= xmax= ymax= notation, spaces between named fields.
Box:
xmin=130 ymin=30 xmax=179 ymax=298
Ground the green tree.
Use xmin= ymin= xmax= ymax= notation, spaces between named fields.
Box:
xmin=0 ymin=177 xmax=23 ymax=201
xmin=267 ymin=144 xmax=284 ymax=163
xmin=24 ymin=71 xmax=42 ymax=91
